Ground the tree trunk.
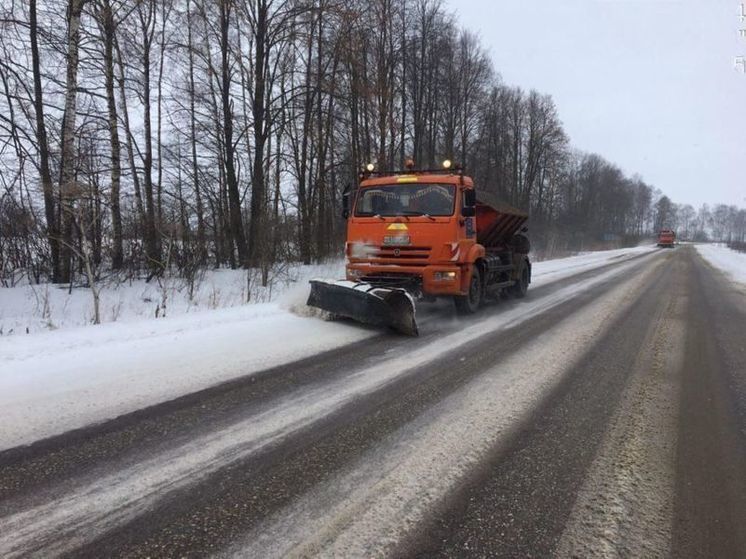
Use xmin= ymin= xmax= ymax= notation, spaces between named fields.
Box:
xmin=58 ymin=0 xmax=87 ymax=284
xmin=247 ymin=0 xmax=268 ymax=268
xmin=29 ymin=0 xmax=60 ymax=282
xmin=187 ymin=0 xmax=206 ymax=264
xmin=156 ymin=1 xmax=169 ymax=226
xmin=99 ymin=0 xmax=124 ymax=270
xmin=115 ymin=37 xmax=146 ymax=250
xmin=139 ymin=1 xmax=162 ymax=275
xmin=220 ymin=0 xmax=248 ymax=267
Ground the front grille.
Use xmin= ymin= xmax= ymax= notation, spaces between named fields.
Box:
xmin=361 ymin=272 xmax=422 ymax=288
xmin=372 ymin=245 xmax=432 ymax=261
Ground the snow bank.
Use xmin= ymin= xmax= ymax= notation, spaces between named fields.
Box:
xmin=695 ymin=244 xmax=746 ymax=285
xmin=0 ymin=303 xmax=372 ymax=450
xmin=531 ymin=245 xmax=656 ymax=287
xmin=0 ymin=261 xmax=344 ymax=336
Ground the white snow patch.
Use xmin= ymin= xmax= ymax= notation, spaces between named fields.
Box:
xmin=530 ymin=245 xmax=657 ymax=287
xmin=0 ymin=304 xmax=371 ymax=450
xmin=0 ymin=262 xmax=345 ymax=336
xmin=694 ymin=244 xmax=746 ymax=285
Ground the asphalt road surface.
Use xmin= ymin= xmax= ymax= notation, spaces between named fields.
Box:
xmin=1 ymin=246 xmax=745 ymax=558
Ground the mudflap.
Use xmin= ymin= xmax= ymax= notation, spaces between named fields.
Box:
xmin=307 ymin=280 xmax=419 ymax=337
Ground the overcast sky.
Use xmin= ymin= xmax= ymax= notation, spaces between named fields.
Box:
xmin=446 ymin=0 xmax=746 ymax=208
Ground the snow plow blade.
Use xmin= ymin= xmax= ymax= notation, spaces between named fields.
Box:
xmin=307 ymin=280 xmax=419 ymax=336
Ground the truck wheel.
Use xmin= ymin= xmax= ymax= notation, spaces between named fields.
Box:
xmin=455 ymin=267 xmax=483 ymax=314
xmin=510 ymin=264 xmax=529 ymax=299
xmin=511 ymin=233 xmax=531 ymax=254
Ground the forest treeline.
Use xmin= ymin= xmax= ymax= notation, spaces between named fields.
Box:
xmin=1 ymin=0 xmax=744 ymax=287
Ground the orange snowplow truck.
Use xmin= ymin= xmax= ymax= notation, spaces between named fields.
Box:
xmin=307 ymin=161 xmax=531 ymax=336
xmin=657 ymin=229 xmax=676 ymax=248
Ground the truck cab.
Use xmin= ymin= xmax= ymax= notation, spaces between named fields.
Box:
xmin=657 ymin=229 xmax=676 ymax=248
xmin=343 ymin=165 xmax=531 ymax=314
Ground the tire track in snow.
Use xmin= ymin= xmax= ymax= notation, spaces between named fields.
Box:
xmin=670 ymin=248 xmax=746 ymax=557
xmin=555 ymin=256 xmax=686 ymax=558
xmin=402 ymin=246 xmax=745 ymax=559
xmin=224 ymin=255 xmax=665 ymax=558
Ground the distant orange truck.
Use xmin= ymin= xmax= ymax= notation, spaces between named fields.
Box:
xmin=657 ymin=229 xmax=676 ymax=248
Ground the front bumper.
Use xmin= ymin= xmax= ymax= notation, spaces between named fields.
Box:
xmin=346 ymin=263 xmax=464 ymax=296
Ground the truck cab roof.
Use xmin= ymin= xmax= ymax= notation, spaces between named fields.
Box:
xmin=359 ymin=172 xmax=473 ymax=188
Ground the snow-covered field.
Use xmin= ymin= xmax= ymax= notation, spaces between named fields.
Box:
xmin=0 ymin=245 xmax=657 ymax=450
xmin=695 ymin=244 xmax=746 ymax=285
xmin=0 ymin=262 xmax=344 ymax=335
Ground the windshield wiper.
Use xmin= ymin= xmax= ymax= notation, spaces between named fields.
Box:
xmin=398 ymin=210 xmax=436 ymax=221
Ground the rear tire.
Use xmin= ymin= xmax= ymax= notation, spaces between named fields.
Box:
xmin=455 ymin=266 xmax=483 ymax=314
xmin=510 ymin=233 xmax=531 ymax=255
xmin=509 ymin=262 xmax=529 ymax=298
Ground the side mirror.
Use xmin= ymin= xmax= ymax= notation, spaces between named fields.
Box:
xmin=462 ymin=189 xmax=476 ymax=217
xmin=342 ymin=184 xmax=351 ymax=219
xmin=463 ymin=189 xmax=476 ymax=208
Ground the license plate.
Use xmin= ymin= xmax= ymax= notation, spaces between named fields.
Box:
xmin=383 ymin=235 xmax=410 ymax=246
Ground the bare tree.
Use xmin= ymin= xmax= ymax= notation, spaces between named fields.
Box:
xmin=1 ymin=0 xmax=741 ymax=290
xmin=94 ymin=0 xmax=125 ymax=270
xmin=29 ymin=0 xmax=62 ymax=281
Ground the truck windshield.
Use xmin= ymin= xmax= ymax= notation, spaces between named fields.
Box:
xmin=354 ymin=184 xmax=455 ymax=217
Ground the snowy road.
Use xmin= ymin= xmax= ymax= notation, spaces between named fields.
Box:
xmin=1 ymin=246 xmax=745 ymax=557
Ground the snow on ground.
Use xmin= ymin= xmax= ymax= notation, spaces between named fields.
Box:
xmin=530 ymin=245 xmax=656 ymax=287
xmin=229 ymin=253 xmax=663 ymax=558
xmin=0 ymin=245 xmax=657 ymax=450
xmin=0 ymin=246 xmax=654 ymax=337
xmin=0 ymin=254 xmax=662 ymax=558
xmin=695 ymin=244 xmax=746 ymax=285
xmin=0 ymin=261 xmax=345 ymax=335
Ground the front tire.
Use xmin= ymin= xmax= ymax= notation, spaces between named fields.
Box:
xmin=455 ymin=266 xmax=483 ymax=314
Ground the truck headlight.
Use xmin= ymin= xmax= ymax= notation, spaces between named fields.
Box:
xmin=434 ymin=271 xmax=457 ymax=281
